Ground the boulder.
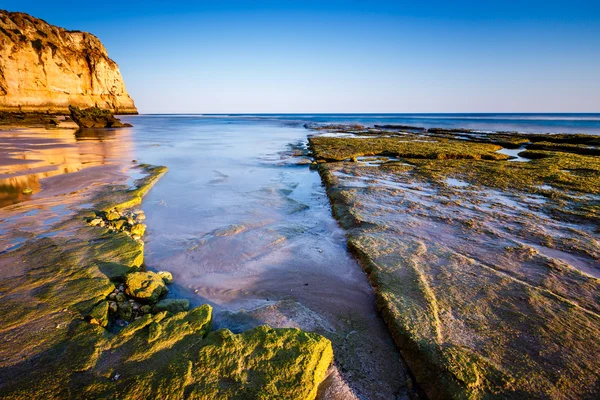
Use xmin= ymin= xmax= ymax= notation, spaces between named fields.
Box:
xmin=125 ymin=271 xmax=168 ymax=303
xmin=106 ymin=211 xmax=121 ymax=221
xmin=69 ymin=105 xmax=133 ymax=129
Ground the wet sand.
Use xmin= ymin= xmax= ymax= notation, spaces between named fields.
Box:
xmin=0 ymin=127 xmax=138 ymax=252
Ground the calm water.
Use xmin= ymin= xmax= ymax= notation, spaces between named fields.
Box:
xmin=168 ymin=113 xmax=600 ymax=134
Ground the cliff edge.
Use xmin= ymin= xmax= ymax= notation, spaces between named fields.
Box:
xmin=0 ymin=10 xmax=137 ymax=114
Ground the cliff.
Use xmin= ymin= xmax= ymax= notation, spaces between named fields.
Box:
xmin=0 ymin=10 xmax=137 ymax=114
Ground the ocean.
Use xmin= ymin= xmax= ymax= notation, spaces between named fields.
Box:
xmin=164 ymin=113 xmax=600 ymax=134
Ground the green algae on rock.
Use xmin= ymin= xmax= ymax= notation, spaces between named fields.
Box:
xmin=0 ymin=163 xmax=334 ymax=399
xmin=153 ymin=298 xmax=190 ymax=313
xmin=309 ymin=130 xmax=600 ymax=399
xmin=125 ymin=271 xmax=168 ymax=303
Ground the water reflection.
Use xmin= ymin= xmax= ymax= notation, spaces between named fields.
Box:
xmin=0 ymin=127 xmax=133 ymax=208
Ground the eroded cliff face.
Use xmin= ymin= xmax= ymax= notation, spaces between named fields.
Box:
xmin=0 ymin=10 xmax=137 ymax=114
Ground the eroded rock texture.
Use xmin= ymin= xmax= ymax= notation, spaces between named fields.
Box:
xmin=0 ymin=10 xmax=137 ymax=114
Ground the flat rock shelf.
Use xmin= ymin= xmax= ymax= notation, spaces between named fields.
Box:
xmin=309 ymin=127 xmax=600 ymax=399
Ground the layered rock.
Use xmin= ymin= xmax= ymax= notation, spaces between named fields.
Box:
xmin=0 ymin=10 xmax=137 ymax=114
xmin=309 ymin=130 xmax=600 ymax=399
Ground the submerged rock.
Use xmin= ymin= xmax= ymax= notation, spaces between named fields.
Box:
xmin=125 ymin=271 xmax=168 ymax=303
xmin=153 ymin=298 xmax=190 ymax=314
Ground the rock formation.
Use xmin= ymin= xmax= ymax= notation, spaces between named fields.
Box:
xmin=0 ymin=10 xmax=137 ymax=114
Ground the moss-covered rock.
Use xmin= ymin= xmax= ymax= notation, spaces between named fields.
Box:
xmin=130 ymin=223 xmax=146 ymax=236
xmin=311 ymin=131 xmax=600 ymax=399
xmin=157 ymin=270 xmax=173 ymax=284
xmin=153 ymin=298 xmax=189 ymax=314
xmin=87 ymin=300 xmax=109 ymax=327
xmin=0 ymin=162 xmax=334 ymax=398
xmin=125 ymin=271 xmax=168 ymax=303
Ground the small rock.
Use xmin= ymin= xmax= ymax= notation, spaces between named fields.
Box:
xmin=108 ymin=301 xmax=118 ymax=313
xmin=117 ymin=301 xmax=133 ymax=321
xmin=22 ymin=187 xmax=33 ymax=195
xmin=113 ymin=219 xmax=126 ymax=230
xmin=108 ymin=293 xmax=117 ymax=301
xmin=88 ymin=218 xmax=103 ymax=227
xmin=125 ymin=271 xmax=168 ymax=303
xmin=140 ymin=305 xmax=152 ymax=314
xmin=106 ymin=211 xmax=121 ymax=221
xmin=130 ymin=223 xmax=147 ymax=237
xmin=157 ymin=271 xmax=173 ymax=284
xmin=115 ymin=293 xmax=127 ymax=303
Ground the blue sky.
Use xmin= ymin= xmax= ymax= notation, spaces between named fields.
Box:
xmin=4 ymin=1 xmax=600 ymax=113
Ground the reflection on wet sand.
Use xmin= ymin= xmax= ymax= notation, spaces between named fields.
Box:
xmin=0 ymin=127 xmax=135 ymax=251
xmin=0 ymin=128 xmax=133 ymax=207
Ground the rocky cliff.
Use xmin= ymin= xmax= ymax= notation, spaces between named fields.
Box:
xmin=0 ymin=10 xmax=137 ymax=114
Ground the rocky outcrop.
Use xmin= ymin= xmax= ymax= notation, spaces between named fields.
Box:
xmin=69 ymin=105 xmax=132 ymax=128
xmin=310 ymin=132 xmax=600 ymax=399
xmin=0 ymin=10 xmax=137 ymax=114
xmin=0 ymin=164 xmax=334 ymax=399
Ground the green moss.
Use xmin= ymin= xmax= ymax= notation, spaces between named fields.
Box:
xmin=125 ymin=271 xmax=168 ymax=303
xmin=309 ymin=136 xmax=508 ymax=162
xmin=87 ymin=300 xmax=109 ymax=327
xmin=0 ymin=161 xmax=333 ymax=398
xmin=311 ymin=130 xmax=600 ymax=399
xmin=153 ymin=298 xmax=190 ymax=314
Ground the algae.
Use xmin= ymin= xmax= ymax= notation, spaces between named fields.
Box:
xmin=309 ymin=129 xmax=600 ymax=399
xmin=0 ymin=163 xmax=334 ymax=399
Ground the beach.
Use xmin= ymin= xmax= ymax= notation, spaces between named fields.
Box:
xmin=1 ymin=114 xmax=599 ymax=398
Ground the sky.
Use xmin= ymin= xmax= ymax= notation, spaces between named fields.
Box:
xmin=3 ymin=1 xmax=600 ymax=113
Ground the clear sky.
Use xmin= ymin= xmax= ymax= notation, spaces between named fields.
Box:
xmin=3 ymin=1 xmax=600 ymax=113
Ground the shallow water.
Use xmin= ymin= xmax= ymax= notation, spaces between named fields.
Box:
xmin=119 ymin=116 xmax=410 ymax=398
xmin=0 ymin=117 xmax=408 ymax=398
xmin=3 ymin=114 xmax=598 ymax=398
xmin=0 ymin=127 xmax=137 ymax=251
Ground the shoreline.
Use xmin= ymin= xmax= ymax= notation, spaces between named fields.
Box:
xmin=308 ymin=125 xmax=600 ymax=399
xmin=0 ymin=162 xmax=334 ymax=399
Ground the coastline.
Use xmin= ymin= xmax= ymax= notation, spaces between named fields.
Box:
xmin=308 ymin=126 xmax=600 ymax=399
xmin=0 ymin=162 xmax=333 ymax=399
